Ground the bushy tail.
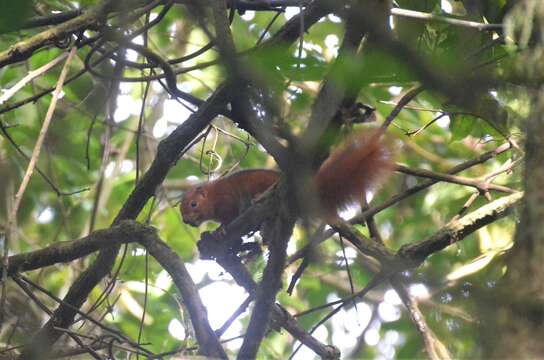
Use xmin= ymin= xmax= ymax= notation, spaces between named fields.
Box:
xmin=315 ymin=130 xmax=395 ymax=215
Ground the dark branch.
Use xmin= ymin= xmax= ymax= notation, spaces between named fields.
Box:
xmin=238 ymin=182 xmax=297 ymax=359
xmin=6 ymin=221 xmax=227 ymax=359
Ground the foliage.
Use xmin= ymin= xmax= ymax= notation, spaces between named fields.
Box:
xmin=0 ymin=0 xmax=534 ymax=359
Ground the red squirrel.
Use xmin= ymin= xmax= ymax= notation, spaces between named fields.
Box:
xmin=180 ymin=130 xmax=394 ymax=226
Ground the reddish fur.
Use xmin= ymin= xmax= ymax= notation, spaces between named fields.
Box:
xmin=180 ymin=131 xmax=394 ymax=226
xmin=316 ymin=130 xmax=395 ymax=216
xmin=181 ymin=169 xmax=280 ymax=226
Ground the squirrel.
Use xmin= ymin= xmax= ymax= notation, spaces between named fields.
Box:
xmin=180 ymin=130 xmax=394 ymax=227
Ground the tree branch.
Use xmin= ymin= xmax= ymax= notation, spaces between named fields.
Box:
xmin=0 ymin=1 xmax=113 ymax=68
xmin=238 ymin=182 xmax=296 ymax=359
xmin=398 ymin=192 xmax=523 ymax=267
xmin=19 ymin=82 xmax=231 ymax=360
xmin=19 ymin=0 xmax=339 ymax=355
xmin=4 ymin=221 xmax=226 ymax=359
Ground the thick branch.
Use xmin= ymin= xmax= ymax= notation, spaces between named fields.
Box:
xmin=398 ymin=192 xmax=523 ymax=267
xmin=19 ymin=83 xmax=231 ymax=360
xmin=211 ymin=243 xmax=340 ymax=359
xmin=5 ymin=221 xmax=226 ymax=359
xmin=198 ymin=205 xmax=339 ymax=358
xmin=140 ymin=229 xmax=227 ymax=358
xmin=3 ymin=224 xmax=143 ymax=276
xmin=20 ymin=0 xmax=338 ymax=355
xmin=0 ymin=1 xmax=113 ymax=68
xmin=238 ymin=183 xmax=297 ymax=359
xmin=288 ymin=141 xmax=513 ymax=265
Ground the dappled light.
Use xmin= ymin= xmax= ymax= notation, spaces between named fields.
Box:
xmin=1 ymin=0 xmax=542 ymax=359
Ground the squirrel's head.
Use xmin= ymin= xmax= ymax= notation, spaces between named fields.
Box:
xmin=180 ymin=186 xmax=208 ymax=226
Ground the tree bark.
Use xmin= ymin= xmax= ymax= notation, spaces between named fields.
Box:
xmin=482 ymin=95 xmax=544 ymax=358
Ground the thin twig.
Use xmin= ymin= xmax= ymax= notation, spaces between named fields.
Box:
xmin=11 ymin=275 xmax=104 ymax=360
xmin=16 ymin=274 xmax=150 ymax=354
xmin=0 ymin=53 xmax=68 ymax=105
xmin=215 ymin=295 xmax=254 ymax=337
xmin=395 ymin=164 xmax=517 ymax=194
xmin=391 ymin=8 xmax=503 ymax=32
xmin=289 ymin=272 xmax=388 ymax=359
xmin=378 ymin=86 xmax=424 ymax=137
xmin=288 ymin=142 xmax=513 ymax=265
xmin=1 ymin=47 xmax=76 ymax=327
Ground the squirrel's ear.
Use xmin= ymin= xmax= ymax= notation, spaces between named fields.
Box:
xmin=195 ymin=186 xmax=206 ymax=197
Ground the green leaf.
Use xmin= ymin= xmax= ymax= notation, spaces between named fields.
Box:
xmin=0 ymin=0 xmax=33 ymax=34
xmin=450 ymin=114 xmax=476 ymax=142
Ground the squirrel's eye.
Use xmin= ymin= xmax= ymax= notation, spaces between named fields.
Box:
xmin=190 ymin=201 xmax=197 ymax=208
